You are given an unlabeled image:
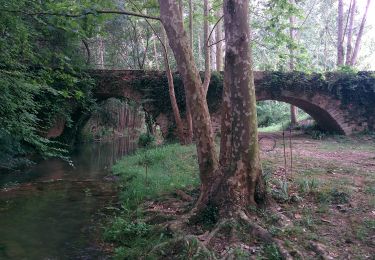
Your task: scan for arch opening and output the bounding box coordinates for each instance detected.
[256,99,345,135]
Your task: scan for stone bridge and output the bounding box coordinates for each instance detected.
[91,70,375,136]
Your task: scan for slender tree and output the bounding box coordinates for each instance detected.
[337,0,344,66]
[159,0,219,196]
[289,0,298,125]
[203,0,211,96]
[215,9,224,71]
[350,0,372,65]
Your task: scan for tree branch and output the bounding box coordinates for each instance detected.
[0,9,160,20]
[206,15,224,47]
[208,38,225,48]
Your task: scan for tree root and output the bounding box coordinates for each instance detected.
[237,210,294,260]
[149,235,216,259]
[202,219,231,246]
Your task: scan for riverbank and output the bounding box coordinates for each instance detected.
[106,133,375,259]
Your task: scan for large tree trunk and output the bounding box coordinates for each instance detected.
[214,0,264,212]
[337,0,344,66]
[350,0,371,65]
[159,0,219,190]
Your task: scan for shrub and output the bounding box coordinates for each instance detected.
[138,133,155,147]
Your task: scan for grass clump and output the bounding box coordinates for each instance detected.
[106,143,200,258]
[137,133,155,147]
[112,143,199,210]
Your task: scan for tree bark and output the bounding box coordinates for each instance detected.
[215,0,264,212]
[350,0,371,65]
[159,0,219,188]
[189,0,193,48]
[337,0,344,66]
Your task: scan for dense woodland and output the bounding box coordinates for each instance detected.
[0,0,375,258]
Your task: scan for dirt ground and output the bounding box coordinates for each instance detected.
[258,132,375,259]
[144,132,375,259]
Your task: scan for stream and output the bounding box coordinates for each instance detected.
[0,136,137,259]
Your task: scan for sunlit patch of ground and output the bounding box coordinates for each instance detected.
[259,132,375,259]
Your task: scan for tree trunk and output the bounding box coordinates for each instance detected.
[153,36,159,70]
[214,0,265,213]
[98,36,105,69]
[159,0,264,216]
[345,0,356,65]
[289,0,298,125]
[215,9,224,71]
[337,0,344,66]
[185,0,194,144]
[82,39,91,66]
[189,0,193,48]
[159,0,219,188]
[350,0,371,66]
[161,27,186,144]
[203,0,211,96]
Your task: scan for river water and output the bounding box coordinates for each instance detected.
[0,137,137,259]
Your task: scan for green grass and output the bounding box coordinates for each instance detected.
[106,143,200,259]
[112,143,199,210]
[259,113,311,133]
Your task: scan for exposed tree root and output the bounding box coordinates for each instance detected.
[237,210,293,260]
[147,207,297,259]
[202,219,231,246]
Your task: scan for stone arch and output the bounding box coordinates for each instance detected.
[256,91,351,134]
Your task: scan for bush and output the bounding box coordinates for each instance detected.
[138,133,155,147]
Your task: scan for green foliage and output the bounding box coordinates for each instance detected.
[138,133,155,147]
[105,215,167,259]
[330,189,350,204]
[127,71,223,116]
[106,143,200,258]
[297,178,320,195]
[0,0,109,169]
[271,179,290,202]
[263,243,282,260]
[257,101,291,127]
[104,217,150,243]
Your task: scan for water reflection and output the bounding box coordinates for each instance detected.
[0,136,137,259]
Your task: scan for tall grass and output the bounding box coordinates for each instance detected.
[112,143,199,210]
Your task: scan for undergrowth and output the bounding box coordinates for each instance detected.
[106,144,200,259]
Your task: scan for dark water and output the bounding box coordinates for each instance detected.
[0,137,137,259]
